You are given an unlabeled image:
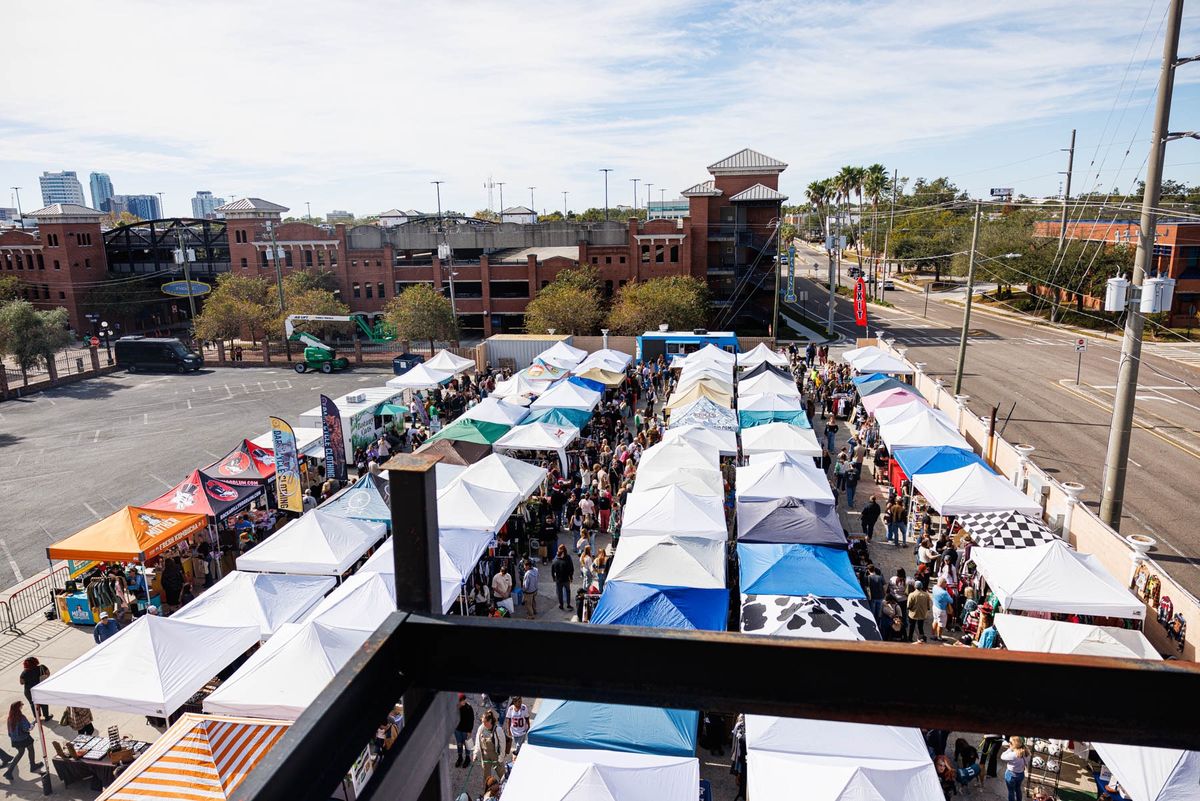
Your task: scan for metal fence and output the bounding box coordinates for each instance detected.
[1,565,69,635]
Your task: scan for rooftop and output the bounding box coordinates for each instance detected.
[28,203,103,218]
[729,183,789,202]
[491,245,579,263]
[707,148,788,175]
[501,206,536,215]
[681,180,722,197]
[214,197,289,214]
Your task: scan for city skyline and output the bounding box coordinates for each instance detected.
[3,1,1199,219]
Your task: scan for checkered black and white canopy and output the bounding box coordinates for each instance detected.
[958,510,1057,549]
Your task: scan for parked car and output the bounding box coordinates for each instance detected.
[848,266,863,278]
[114,336,203,373]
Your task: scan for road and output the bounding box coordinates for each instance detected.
[789,241,1200,595]
[0,366,395,588]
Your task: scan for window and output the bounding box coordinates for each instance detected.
[592,257,599,265]
[25,254,33,269]
[365,283,373,298]
[261,251,269,267]
[541,280,549,289]
[395,281,404,295]
[53,259,60,270]
[605,280,613,297]
[46,234,59,246]
[351,260,357,268]
[241,257,248,269]
[353,282,361,298]
[670,245,679,262]
[619,256,626,264]
[605,256,612,265]
[284,250,293,268]
[377,260,383,267]
[235,230,246,244]
[641,244,650,263]
[317,250,325,266]
[305,250,313,267]
[619,279,627,288]
[378,282,385,298]
[36,254,44,269]
[58,291,65,299]
[655,245,664,263]
[85,258,91,269]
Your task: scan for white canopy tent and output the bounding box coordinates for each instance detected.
[425,349,476,374]
[537,340,589,369]
[872,398,932,426]
[358,529,493,612]
[737,371,799,398]
[1092,744,1200,801]
[492,422,580,474]
[878,407,971,450]
[460,396,530,426]
[490,373,542,405]
[575,348,632,372]
[746,715,942,801]
[638,437,721,472]
[252,512,381,567]
[661,424,738,456]
[385,363,455,391]
[456,452,548,499]
[605,534,726,589]
[620,486,728,540]
[688,343,737,367]
[675,372,735,396]
[678,363,734,385]
[172,571,335,640]
[529,380,602,411]
[633,454,723,497]
[842,346,915,375]
[971,541,1145,619]
[437,478,523,531]
[738,392,805,412]
[34,616,260,717]
[740,423,822,457]
[737,342,789,369]
[993,613,1159,659]
[236,510,386,577]
[303,571,396,632]
[501,745,700,801]
[203,622,369,720]
[911,463,1043,516]
[736,451,835,503]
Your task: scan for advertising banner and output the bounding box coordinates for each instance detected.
[320,395,348,482]
[854,277,868,327]
[270,416,304,513]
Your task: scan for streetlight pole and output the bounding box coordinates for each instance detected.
[1058,129,1077,252]
[306,201,312,222]
[1100,0,1189,529]
[497,182,505,218]
[630,179,640,214]
[100,321,113,365]
[562,191,569,217]
[10,187,22,228]
[645,183,653,217]
[599,169,612,220]
[953,202,982,395]
[528,187,536,218]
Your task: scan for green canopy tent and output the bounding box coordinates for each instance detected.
[425,417,510,445]
[522,407,592,430]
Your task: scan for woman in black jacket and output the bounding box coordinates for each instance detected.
[550,545,574,610]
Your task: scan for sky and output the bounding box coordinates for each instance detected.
[2,0,1198,218]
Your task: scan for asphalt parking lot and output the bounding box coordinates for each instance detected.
[0,365,397,588]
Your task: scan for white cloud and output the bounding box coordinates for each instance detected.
[1,0,1193,215]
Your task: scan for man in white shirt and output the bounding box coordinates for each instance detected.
[491,565,513,614]
[505,697,531,753]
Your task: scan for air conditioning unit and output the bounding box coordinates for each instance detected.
[346,392,367,404]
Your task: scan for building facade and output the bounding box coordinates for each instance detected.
[110,194,162,220]
[39,171,86,206]
[191,191,225,219]
[648,198,689,220]
[1034,218,1200,326]
[89,172,114,212]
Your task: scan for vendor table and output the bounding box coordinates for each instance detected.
[52,735,149,790]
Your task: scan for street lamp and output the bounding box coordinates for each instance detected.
[599,169,612,220]
[562,191,569,217]
[630,179,640,213]
[645,183,654,217]
[528,187,536,217]
[100,321,113,365]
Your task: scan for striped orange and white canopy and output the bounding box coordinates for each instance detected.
[99,714,290,801]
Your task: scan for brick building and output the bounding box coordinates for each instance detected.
[1034,218,1200,325]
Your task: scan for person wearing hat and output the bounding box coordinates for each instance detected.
[93,611,121,644]
[453,694,474,768]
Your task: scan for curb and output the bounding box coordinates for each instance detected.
[1053,379,1200,459]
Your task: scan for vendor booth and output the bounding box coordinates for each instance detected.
[490,372,543,405]
[992,613,1159,659]
[456,453,548,499]
[736,498,845,548]
[638,438,720,473]
[143,469,265,523]
[910,462,1042,515]
[424,416,510,445]
[492,422,579,474]
[384,362,454,391]
[736,543,864,598]
[664,382,732,411]
[460,396,530,426]
[738,393,809,430]
[860,386,925,415]
[675,372,734,397]
[736,452,835,503]
[34,615,260,718]
[575,347,632,373]
[424,348,476,374]
[605,534,726,589]
[661,423,738,456]
[299,388,405,458]
[841,345,914,375]
[737,342,789,369]
[303,571,396,632]
[878,407,970,451]
[620,486,728,540]
[740,422,822,457]
[745,716,940,801]
[740,594,879,640]
[413,438,492,466]
[47,506,210,623]
[956,509,1058,549]
[171,571,334,640]
[522,406,592,430]
[96,714,291,801]
[203,621,369,720]
[235,510,386,578]
[537,340,588,369]
[633,456,723,497]
[501,745,699,801]
[852,373,912,396]
[437,480,520,532]
[357,530,493,613]
[528,700,698,758]
[970,540,1145,619]
[1091,743,1200,801]
[575,367,626,388]
[590,582,728,631]
[667,397,739,431]
[203,440,276,486]
[737,371,799,398]
[529,380,602,412]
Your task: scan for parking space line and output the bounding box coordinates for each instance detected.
[146,472,174,489]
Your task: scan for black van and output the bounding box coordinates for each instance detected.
[114,337,204,373]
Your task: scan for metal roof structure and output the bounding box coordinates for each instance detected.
[729,183,789,202]
[681,180,722,197]
[501,206,536,215]
[707,149,788,175]
[214,198,289,214]
[28,203,103,218]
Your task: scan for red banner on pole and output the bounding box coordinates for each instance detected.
[854,277,868,327]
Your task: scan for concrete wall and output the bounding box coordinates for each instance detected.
[887,340,1197,660]
[350,220,631,252]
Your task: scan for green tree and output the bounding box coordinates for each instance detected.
[192,273,274,346]
[0,275,20,302]
[524,267,604,335]
[283,268,340,296]
[383,283,458,353]
[863,164,891,290]
[606,276,708,334]
[0,300,72,386]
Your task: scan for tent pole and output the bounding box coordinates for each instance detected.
[140,556,151,612]
[35,713,51,793]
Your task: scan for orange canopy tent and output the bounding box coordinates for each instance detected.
[47,506,209,563]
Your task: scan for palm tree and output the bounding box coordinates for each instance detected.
[863,164,890,297]
[805,180,831,247]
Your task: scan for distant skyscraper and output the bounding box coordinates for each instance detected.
[111,194,160,220]
[191,190,225,219]
[89,172,114,211]
[38,171,86,206]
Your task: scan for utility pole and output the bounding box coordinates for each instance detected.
[528,187,535,217]
[562,190,569,217]
[599,169,612,220]
[826,214,836,337]
[266,220,290,359]
[953,202,982,395]
[630,178,640,214]
[173,224,198,319]
[306,201,312,221]
[1058,128,1077,252]
[1100,0,1190,529]
[432,181,457,321]
[10,187,22,228]
[497,183,505,218]
[879,169,898,301]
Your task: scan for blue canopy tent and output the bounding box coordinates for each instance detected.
[590,582,728,631]
[567,375,607,394]
[527,699,699,757]
[320,473,391,524]
[854,375,912,397]
[521,406,592,430]
[738,409,811,429]
[891,445,991,477]
[737,543,865,598]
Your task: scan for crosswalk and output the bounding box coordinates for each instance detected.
[1143,342,1200,367]
[894,335,1070,346]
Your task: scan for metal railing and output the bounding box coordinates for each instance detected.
[1,565,68,634]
